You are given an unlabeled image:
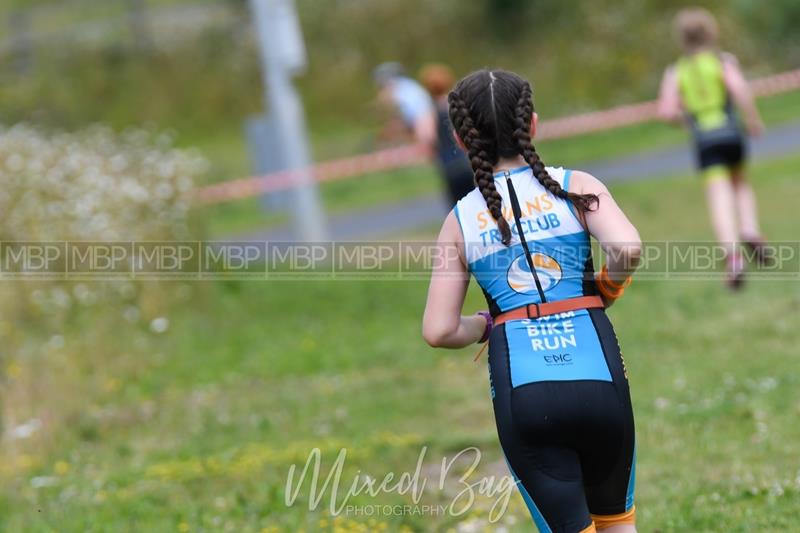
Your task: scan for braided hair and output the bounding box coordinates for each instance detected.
[448,90,511,244]
[448,70,598,245]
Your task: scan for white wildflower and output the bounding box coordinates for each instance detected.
[149,317,170,334]
[30,476,58,489]
[7,418,43,440]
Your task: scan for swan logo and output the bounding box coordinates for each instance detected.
[507,252,562,294]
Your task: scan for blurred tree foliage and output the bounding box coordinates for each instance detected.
[733,0,800,59]
[0,23,263,140]
[0,0,797,147]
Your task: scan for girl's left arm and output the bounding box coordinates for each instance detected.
[722,54,764,137]
[422,211,488,348]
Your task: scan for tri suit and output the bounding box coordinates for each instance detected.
[675,51,747,172]
[454,166,636,532]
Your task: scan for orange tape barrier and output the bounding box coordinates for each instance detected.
[196,143,429,204]
[196,68,800,205]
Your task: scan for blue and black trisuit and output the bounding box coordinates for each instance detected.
[454,166,636,532]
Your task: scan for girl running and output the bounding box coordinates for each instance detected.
[658,7,769,288]
[423,69,642,532]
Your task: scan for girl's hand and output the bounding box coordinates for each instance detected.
[476,311,493,343]
[594,272,616,308]
[594,265,632,309]
[747,119,764,138]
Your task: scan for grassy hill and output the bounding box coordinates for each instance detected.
[3,153,799,531]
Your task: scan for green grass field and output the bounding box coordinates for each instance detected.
[201,90,800,238]
[3,153,799,531]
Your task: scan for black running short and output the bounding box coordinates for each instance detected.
[487,308,636,532]
[696,138,746,171]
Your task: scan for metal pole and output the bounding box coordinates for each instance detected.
[126,0,150,50]
[250,0,326,241]
[9,10,33,75]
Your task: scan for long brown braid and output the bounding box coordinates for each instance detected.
[513,81,598,212]
[448,89,512,244]
[448,70,598,246]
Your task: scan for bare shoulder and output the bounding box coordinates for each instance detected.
[567,170,610,196]
[439,209,461,239]
[661,63,678,81]
[438,209,467,264]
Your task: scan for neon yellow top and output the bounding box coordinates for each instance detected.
[676,51,729,131]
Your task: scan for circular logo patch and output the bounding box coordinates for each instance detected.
[507,252,562,294]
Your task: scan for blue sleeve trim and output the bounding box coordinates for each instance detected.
[563,169,573,191]
[452,203,466,243]
[562,169,587,233]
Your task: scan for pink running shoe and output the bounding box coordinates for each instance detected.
[743,238,775,267]
[725,252,745,290]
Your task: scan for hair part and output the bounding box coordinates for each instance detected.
[674,7,719,52]
[448,69,598,246]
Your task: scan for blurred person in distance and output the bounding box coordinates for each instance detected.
[419,63,476,205]
[372,62,436,149]
[657,7,770,290]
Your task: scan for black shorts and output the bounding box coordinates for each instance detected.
[696,138,746,171]
[487,308,635,532]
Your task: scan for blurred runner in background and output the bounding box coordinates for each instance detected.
[657,7,770,289]
[373,62,436,147]
[420,63,476,204]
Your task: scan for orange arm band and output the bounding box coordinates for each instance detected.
[596,265,632,301]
